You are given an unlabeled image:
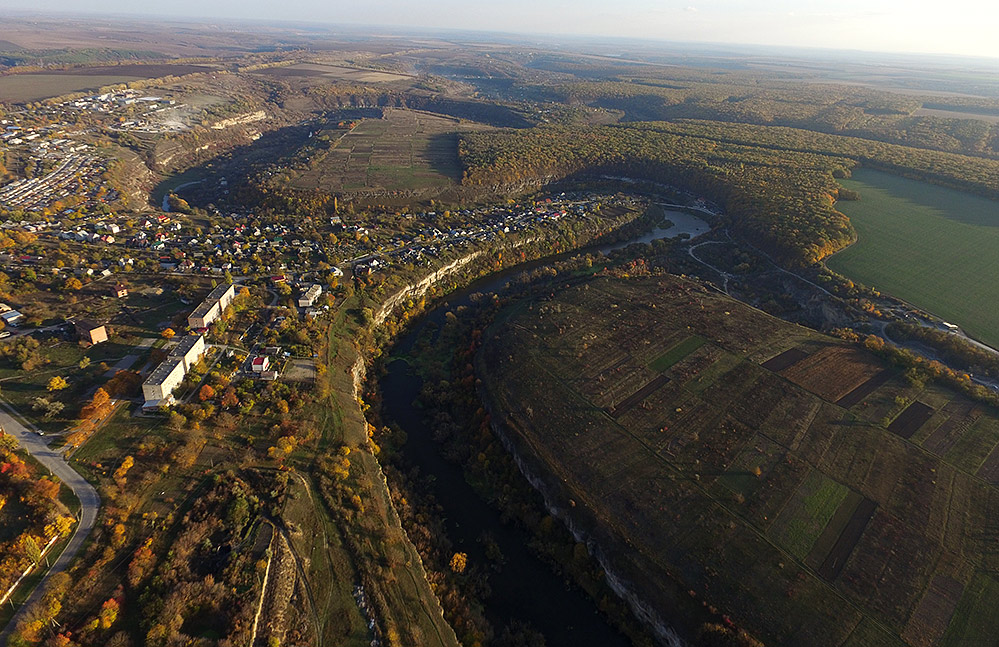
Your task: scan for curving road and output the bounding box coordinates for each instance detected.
[0,401,100,640]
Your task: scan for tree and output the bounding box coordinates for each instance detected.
[98,598,119,629]
[161,328,175,340]
[220,387,239,409]
[450,552,468,574]
[63,277,83,292]
[113,455,133,483]
[47,376,69,391]
[198,384,216,401]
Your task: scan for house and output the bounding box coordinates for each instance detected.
[251,356,270,373]
[298,284,322,308]
[113,284,128,299]
[75,320,108,345]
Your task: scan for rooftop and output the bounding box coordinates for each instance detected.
[144,356,185,386]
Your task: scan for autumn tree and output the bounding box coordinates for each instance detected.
[198,384,216,401]
[161,327,175,339]
[47,375,69,391]
[450,552,468,574]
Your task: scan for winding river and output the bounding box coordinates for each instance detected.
[378,210,706,645]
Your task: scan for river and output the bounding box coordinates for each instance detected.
[378,210,707,645]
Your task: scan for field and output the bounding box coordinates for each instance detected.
[286,108,492,194]
[478,273,999,646]
[913,107,999,123]
[827,168,999,347]
[255,63,412,83]
[0,64,213,102]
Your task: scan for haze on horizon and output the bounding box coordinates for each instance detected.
[8,0,999,61]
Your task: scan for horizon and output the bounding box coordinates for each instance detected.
[4,2,999,63]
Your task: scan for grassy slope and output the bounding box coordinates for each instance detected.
[827,168,999,347]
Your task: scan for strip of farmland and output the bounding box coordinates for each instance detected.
[817,498,878,581]
[888,402,936,439]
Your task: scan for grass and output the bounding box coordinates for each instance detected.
[649,335,707,372]
[770,470,850,559]
[940,572,999,647]
[828,168,999,347]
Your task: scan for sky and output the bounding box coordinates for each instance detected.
[12,0,999,60]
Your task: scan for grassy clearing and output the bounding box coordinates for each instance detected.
[829,168,999,347]
[649,335,707,372]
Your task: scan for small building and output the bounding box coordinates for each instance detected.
[142,356,186,405]
[113,284,128,298]
[298,284,322,308]
[168,334,205,372]
[76,320,108,345]
[0,310,23,327]
[260,370,277,381]
[251,356,270,373]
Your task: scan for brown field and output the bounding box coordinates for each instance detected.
[285,108,492,195]
[478,273,999,646]
[780,345,884,403]
[760,346,808,371]
[887,402,936,439]
[0,73,142,102]
[255,62,412,83]
[914,107,999,123]
[0,64,214,102]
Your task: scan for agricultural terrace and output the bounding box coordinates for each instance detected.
[828,168,999,347]
[283,108,493,194]
[0,64,214,103]
[478,273,999,647]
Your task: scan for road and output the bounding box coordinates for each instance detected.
[0,402,100,640]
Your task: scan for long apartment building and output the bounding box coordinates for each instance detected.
[187,283,236,329]
[142,333,206,407]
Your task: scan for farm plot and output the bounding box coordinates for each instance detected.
[479,273,999,646]
[760,346,809,371]
[255,62,412,83]
[287,109,492,195]
[769,470,850,559]
[940,572,999,647]
[779,345,885,403]
[0,64,213,102]
[888,402,936,439]
[649,335,707,372]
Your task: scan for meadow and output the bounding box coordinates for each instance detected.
[828,168,999,347]
[478,273,999,647]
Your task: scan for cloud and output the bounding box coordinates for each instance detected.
[684,5,698,11]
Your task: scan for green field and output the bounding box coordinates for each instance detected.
[828,168,999,347]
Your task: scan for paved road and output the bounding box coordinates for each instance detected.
[0,402,100,640]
